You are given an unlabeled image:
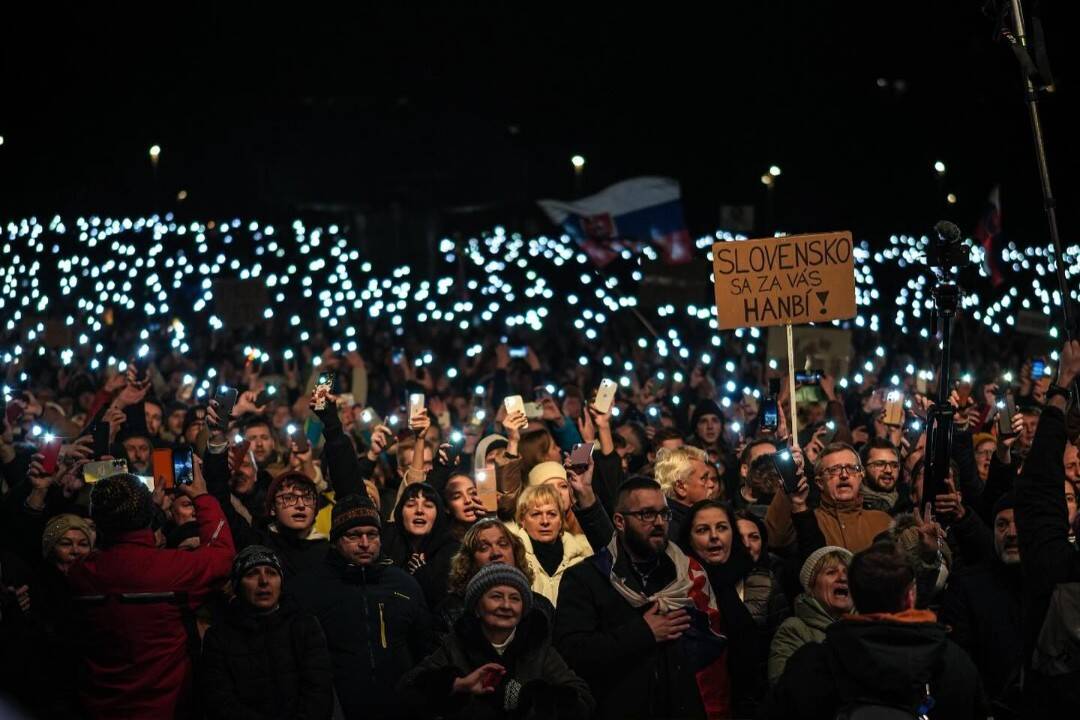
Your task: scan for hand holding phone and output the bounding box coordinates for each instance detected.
[40,436,63,475]
[152,448,175,492]
[771,448,800,496]
[287,423,311,453]
[503,395,525,417]
[568,442,595,473]
[883,391,905,427]
[593,379,617,414]
[314,372,336,411]
[173,446,195,486]
[212,387,238,429]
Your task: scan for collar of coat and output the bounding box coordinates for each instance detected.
[844,608,938,625]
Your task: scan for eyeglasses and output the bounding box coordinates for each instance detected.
[620,508,672,523]
[275,491,316,508]
[820,463,862,479]
[865,461,900,471]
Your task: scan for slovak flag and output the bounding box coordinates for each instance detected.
[538,177,695,266]
[974,185,1003,287]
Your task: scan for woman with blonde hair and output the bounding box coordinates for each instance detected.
[511,484,593,606]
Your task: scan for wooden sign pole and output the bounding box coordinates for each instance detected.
[786,323,799,448]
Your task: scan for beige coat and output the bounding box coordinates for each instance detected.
[510,525,593,606]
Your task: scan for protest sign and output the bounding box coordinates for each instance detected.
[711,231,856,330]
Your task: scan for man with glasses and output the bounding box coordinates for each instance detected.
[770,442,892,555]
[860,439,905,514]
[555,477,735,719]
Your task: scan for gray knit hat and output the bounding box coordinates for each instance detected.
[231,545,284,586]
[464,563,533,616]
[799,545,853,592]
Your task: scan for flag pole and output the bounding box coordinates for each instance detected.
[786,323,799,448]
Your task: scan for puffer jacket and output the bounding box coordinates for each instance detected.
[199,594,333,720]
[511,526,593,607]
[768,593,839,685]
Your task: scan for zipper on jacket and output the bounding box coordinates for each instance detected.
[378,602,388,649]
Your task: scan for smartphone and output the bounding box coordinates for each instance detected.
[523,401,543,420]
[819,419,838,445]
[83,459,128,483]
[152,447,175,492]
[391,348,404,365]
[1031,359,1046,380]
[213,386,238,429]
[771,448,800,495]
[594,379,617,414]
[996,392,1018,437]
[358,407,380,428]
[314,372,336,411]
[408,393,425,420]
[645,404,663,426]
[795,369,824,385]
[254,385,277,406]
[304,415,325,448]
[173,446,194,486]
[568,442,595,473]
[534,385,553,401]
[509,346,528,359]
[287,423,311,453]
[954,374,973,404]
[476,463,498,512]
[40,436,63,474]
[883,390,905,426]
[761,398,779,432]
[92,421,111,458]
[903,417,925,448]
[504,395,525,417]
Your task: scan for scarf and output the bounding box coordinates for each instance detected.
[599,536,732,719]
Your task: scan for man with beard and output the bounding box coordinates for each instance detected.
[859,439,905,514]
[734,439,779,516]
[119,428,154,476]
[554,477,730,719]
[942,493,1024,716]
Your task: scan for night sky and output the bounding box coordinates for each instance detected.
[0,3,1074,252]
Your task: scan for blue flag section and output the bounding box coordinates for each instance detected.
[539,177,694,266]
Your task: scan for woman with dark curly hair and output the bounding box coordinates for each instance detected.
[435,517,554,634]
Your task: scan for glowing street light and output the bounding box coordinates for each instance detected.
[571,155,586,171]
[149,144,161,167]
[768,165,782,177]
[934,160,946,174]
[0,135,5,147]
[946,193,958,204]
[760,174,774,187]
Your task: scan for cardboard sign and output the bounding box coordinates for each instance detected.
[711,231,856,329]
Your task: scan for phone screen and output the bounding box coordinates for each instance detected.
[173,447,194,486]
[762,399,779,431]
[476,463,498,512]
[41,437,63,475]
[569,442,595,472]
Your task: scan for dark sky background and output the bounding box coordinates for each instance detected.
[0,2,1074,252]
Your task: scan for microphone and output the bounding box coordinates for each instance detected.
[934,220,961,245]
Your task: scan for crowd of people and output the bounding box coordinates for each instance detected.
[2,304,1080,719]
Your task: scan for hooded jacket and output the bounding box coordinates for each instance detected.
[762,609,986,719]
[399,607,594,719]
[767,594,838,685]
[289,548,434,720]
[66,494,235,719]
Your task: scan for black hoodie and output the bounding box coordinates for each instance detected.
[762,611,987,719]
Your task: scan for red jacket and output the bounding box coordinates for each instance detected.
[67,493,235,719]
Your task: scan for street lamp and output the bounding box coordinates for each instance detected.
[769,165,781,177]
[149,144,161,167]
[934,160,946,174]
[571,154,586,193]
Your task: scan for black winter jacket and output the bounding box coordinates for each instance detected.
[289,549,434,719]
[199,595,334,720]
[553,554,710,720]
[762,613,987,719]
[399,609,594,719]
